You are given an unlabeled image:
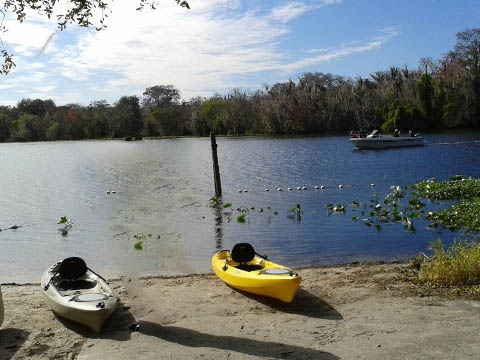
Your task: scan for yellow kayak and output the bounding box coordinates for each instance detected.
[212,243,302,303]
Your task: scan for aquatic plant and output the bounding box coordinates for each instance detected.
[411,177,480,200]
[288,204,303,221]
[408,198,426,210]
[427,199,480,231]
[133,233,147,250]
[209,197,219,206]
[57,216,73,236]
[418,239,480,285]
[237,213,246,223]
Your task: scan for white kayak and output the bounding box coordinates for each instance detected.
[41,257,117,333]
[0,285,4,327]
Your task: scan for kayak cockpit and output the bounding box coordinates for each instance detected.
[222,243,267,272]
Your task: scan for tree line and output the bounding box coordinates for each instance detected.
[0,28,479,142]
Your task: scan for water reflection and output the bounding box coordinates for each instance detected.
[1,133,480,282]
[214,202,224,250]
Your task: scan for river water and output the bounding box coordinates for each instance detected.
[1,131,479,283]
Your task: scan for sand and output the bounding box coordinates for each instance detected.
[1,263,480,360]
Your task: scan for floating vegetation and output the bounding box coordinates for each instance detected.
[209,196,219,206]
[133,233,148,250]
[427,199,480,232]
[408,198,426,210]
[57,216,73,236]
[237,214,246,223]
[288,204,303,221]
[403,217,416,233]
[411,177,480,200]
[418,239,480,285]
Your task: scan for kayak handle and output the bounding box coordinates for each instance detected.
[96,301,105,309]
[255,252,268,260]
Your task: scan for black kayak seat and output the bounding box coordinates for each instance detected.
[59,257,88,279]
[231,243,264,271]
[231,243,256,263]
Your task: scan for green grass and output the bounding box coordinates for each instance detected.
[418,239,480,286]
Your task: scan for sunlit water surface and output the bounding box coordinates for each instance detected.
[1,131,480,283]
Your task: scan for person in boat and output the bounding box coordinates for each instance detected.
[350,130,357,138]
[394,129,399,137]
[409,130,414,137]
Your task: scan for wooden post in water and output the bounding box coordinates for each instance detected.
[210,132,222,197]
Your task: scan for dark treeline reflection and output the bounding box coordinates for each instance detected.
[1,28,480,143]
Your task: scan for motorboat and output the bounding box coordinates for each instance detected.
[212,243,302,303]
[350,130,424,149]
[41,257,117,333]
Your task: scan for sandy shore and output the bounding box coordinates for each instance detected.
[1,263,480,360]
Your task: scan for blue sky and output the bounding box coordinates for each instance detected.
[0,0,478,106]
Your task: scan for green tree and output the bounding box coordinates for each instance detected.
[150,107,182,136]
[111,96,142,137]
[46,122,63,140]
[416,74,435,127]
[0,113,9,141]
[452,28,480,125]
[142,85,181,111]
[17,99,55,118]
[9,114,43,141]
[199,98,228,134]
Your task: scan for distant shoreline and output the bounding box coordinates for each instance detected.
[1,127,479,145]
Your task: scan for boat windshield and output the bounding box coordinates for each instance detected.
[367,130,380,138]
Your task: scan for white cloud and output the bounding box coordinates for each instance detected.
[49,1,291,99]
[276,27,400,73]
[28,62,47,70]
[305,47,332,54]
[2,19,57,53]
[0,0,398,104]
[269,2,308,23]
